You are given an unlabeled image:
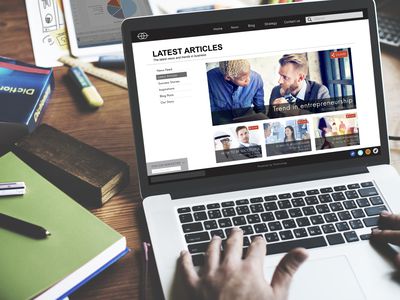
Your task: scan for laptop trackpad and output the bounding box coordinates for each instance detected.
[266,255,366,300]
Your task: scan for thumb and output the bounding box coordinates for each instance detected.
[271,248,308,298]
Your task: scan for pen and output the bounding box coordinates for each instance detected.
[96,56,125,69]
[0,181,26,197]
[68,66,104,108]
[0,212,51,239]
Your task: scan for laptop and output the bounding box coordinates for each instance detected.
[122,0,400,299]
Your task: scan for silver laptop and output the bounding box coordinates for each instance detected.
[122,0,400,299]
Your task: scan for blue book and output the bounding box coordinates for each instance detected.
[0,57,54,145]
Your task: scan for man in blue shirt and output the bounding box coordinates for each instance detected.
[207,60,266,125]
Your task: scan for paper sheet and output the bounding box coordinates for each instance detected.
[25,0,69,67]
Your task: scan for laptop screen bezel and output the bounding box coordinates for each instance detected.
[122,0,389,199]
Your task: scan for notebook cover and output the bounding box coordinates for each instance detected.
[0,152,125,300]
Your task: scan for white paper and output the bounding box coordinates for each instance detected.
[25,0,70,67]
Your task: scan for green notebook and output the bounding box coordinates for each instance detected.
[0,152,127,300]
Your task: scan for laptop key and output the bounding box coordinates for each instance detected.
[268,221,283,231]
[265,232,279,242]
[322,224,336,234]
[358,187,378,197]
[179,213,193,223]
[240,225,254,235]
[343,200,357,209]
[324,213,338,223]
[275,210,290,220]
[363,216,379,227]
[320,187,334,193]
[210,229,225,239]
[243,236,251,247]
[194,212,207,221]
[318,194,333,203]
[345,190,359,199]
[289,208,303,218]
[178,207,191,213]
[254,223,269,233]
[282,219,296,229]
[296,217,311,227]
[365,205,387,216]
[278,200,292,209]
[207,203,220,209]
[344,231,359,242]
[204,220,218,230]
[310,215,324,225]
[338,211,352,220]
[221,201,235,207]
[278,193,291,199]
[246,214,261,224]
[347,183,360,189]
[293,191,306,197]
[185,232,210,243]
[330,202,344,212]
[261,212,275,222]
[326,233,345,245]
[266,236,327,255]
[292,198,306,207]
[305,196,318,205]
[265,195,278,201]
[236,199,249,205]
[192,205,206,211]
[182,222,203,233]
[250,197,263,203]
[236,206,250,215]
[232,216,247,226]
[332,192,346,201]
[306,189,320,195]
[349,219,364,229]
[335,222,350,231]
[250,204,264,213]
[188,242,209,254]
[357,198,370,207]
[308,226,322,236]
[294,228,308,238]
[208,209,222,219]
[334,185,347,191]
[351,209,365,219]
[370,196,383,206]
[264,202,278,211]
[191,254,205,266]
[279,230,294,240]
[316,204,330,214]
[361,182,374,187]
[222,208,236,217]
[360,234,371,240]
[302,206,317,216]
[218,218,232,228]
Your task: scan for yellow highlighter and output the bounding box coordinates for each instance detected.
[68,66,104,108]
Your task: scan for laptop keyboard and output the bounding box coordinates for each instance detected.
[177,181,387,266]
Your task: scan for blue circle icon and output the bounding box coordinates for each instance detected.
[350,151,356,157]
[357,150,364,156]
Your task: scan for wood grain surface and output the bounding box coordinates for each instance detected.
[0,1,399,299]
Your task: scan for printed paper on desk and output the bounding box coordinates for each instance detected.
[25,0,70,67]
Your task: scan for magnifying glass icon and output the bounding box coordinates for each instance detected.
[307,17,312,22]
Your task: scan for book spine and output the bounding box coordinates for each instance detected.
[26,71,54,132]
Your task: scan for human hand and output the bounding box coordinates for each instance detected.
[180,228,308,300]
[272,97,289,105]
[370,211,400,268]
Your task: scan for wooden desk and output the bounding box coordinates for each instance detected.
[1,1,400,299]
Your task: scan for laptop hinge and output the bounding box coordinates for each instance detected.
[169,165,369,200]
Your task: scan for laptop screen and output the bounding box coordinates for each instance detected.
[128,8,381,185]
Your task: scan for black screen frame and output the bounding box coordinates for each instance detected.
[122,0,389,199]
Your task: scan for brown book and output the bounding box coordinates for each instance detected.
[13,124,129,207]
